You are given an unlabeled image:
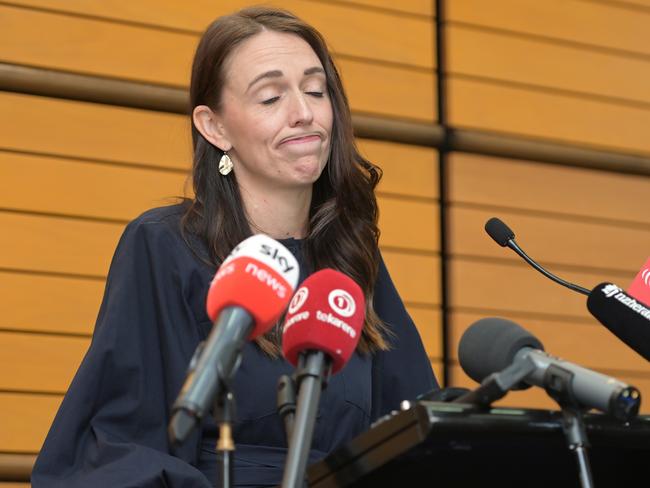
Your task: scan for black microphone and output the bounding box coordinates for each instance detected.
[458,317,641,420]
[484,217,590,296]
[485,217,650,362]
[587,283,650,361]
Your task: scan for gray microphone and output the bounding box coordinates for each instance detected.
[458,317,641,420]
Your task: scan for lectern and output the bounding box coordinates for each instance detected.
[307,401,650,487]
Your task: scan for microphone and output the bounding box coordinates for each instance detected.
[169,234,300,444]
[587,283,650,361]
[458,317,641,420]
[484,217,590,296]
[485,217,650,362]
[280,269,365,488]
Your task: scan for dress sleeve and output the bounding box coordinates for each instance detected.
[370,254,439,419]
[31,217,213,487]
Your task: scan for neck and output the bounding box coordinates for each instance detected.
[239,184,312,240]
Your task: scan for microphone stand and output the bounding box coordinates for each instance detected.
[281,351,331,488]
[277,374,297,442]
[213,387,236,488]
[543,364,594,488]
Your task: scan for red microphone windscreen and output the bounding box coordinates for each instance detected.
[628,257,650,306]
[206,235,300,339]
[282,269,365,374]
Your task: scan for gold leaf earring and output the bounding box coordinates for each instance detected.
[218,151,233,175]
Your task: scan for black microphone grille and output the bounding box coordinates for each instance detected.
[458,317,544,384]
[485,217,515,247]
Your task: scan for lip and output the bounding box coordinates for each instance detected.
[279,133,322,145]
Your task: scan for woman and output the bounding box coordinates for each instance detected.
[32,7,437,487]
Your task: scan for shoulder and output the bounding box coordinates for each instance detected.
[128,202,187,232]
[116,202,207,265]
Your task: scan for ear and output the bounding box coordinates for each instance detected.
[192,105,232,151]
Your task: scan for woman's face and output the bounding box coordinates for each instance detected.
[216,30,333,192]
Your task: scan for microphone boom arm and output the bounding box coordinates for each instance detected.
[507,240,590,296]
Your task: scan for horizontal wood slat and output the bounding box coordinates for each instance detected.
[447,24,650,105]
[0,4,196,86]
[4,0,435,68]
[0,211,124,277]
[448,77,650,155]
[336,0,433,16]
[448,153,650,226]
[382,251,440,306]
[379,198,438,252]
[0,332,88,394]
[360,140,438,199]
[0,92,190,169]
[449,312,650,374]
[405,307,442,360]
[339,58,436,121]
[449,259,614,318]
[0,151,187,221]
[448,206,650,274]
[447,0,650,57]
[0,271,102,335]
[0,393,61,453]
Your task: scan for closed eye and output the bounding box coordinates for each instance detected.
[306,91,324,98]
[261,96,280,105]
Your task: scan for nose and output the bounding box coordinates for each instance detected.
[288,91,314,127]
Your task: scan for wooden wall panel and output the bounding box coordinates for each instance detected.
[0,393,61,453]
[448,153,650,226]
[409,307,442,361]
[448,77,650,154]
[339,59,435,121]
[0,212,122,277]
[379,197,438,252]
[6,0,435,68]
[0,271,101,335]
[449,258,600,318]
[337,0,432,16]
[449,206,650,275]
[0,151,187,220]
[0,332,88,394]
[447,0,650,57]
[359,139,438,199]
[0,92,190,169]
[382,252,440,307]
[0,2,436,121]
[447,24,650,104]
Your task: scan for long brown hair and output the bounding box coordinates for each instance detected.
[182,6,390,354]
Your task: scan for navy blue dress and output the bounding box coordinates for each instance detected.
[32,204,437,487]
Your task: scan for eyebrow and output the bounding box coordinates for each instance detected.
[246,66,325,91]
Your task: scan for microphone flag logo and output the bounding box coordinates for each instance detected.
[602,283,622,298]
[628,257,650,306]
[328,289,356,317]
[288,287,309,314]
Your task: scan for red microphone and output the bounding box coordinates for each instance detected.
[282,269,364,373]
[170,234,300,444]
[280,269,365,488]
[627,257,650,306]
[206,234,299,338]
